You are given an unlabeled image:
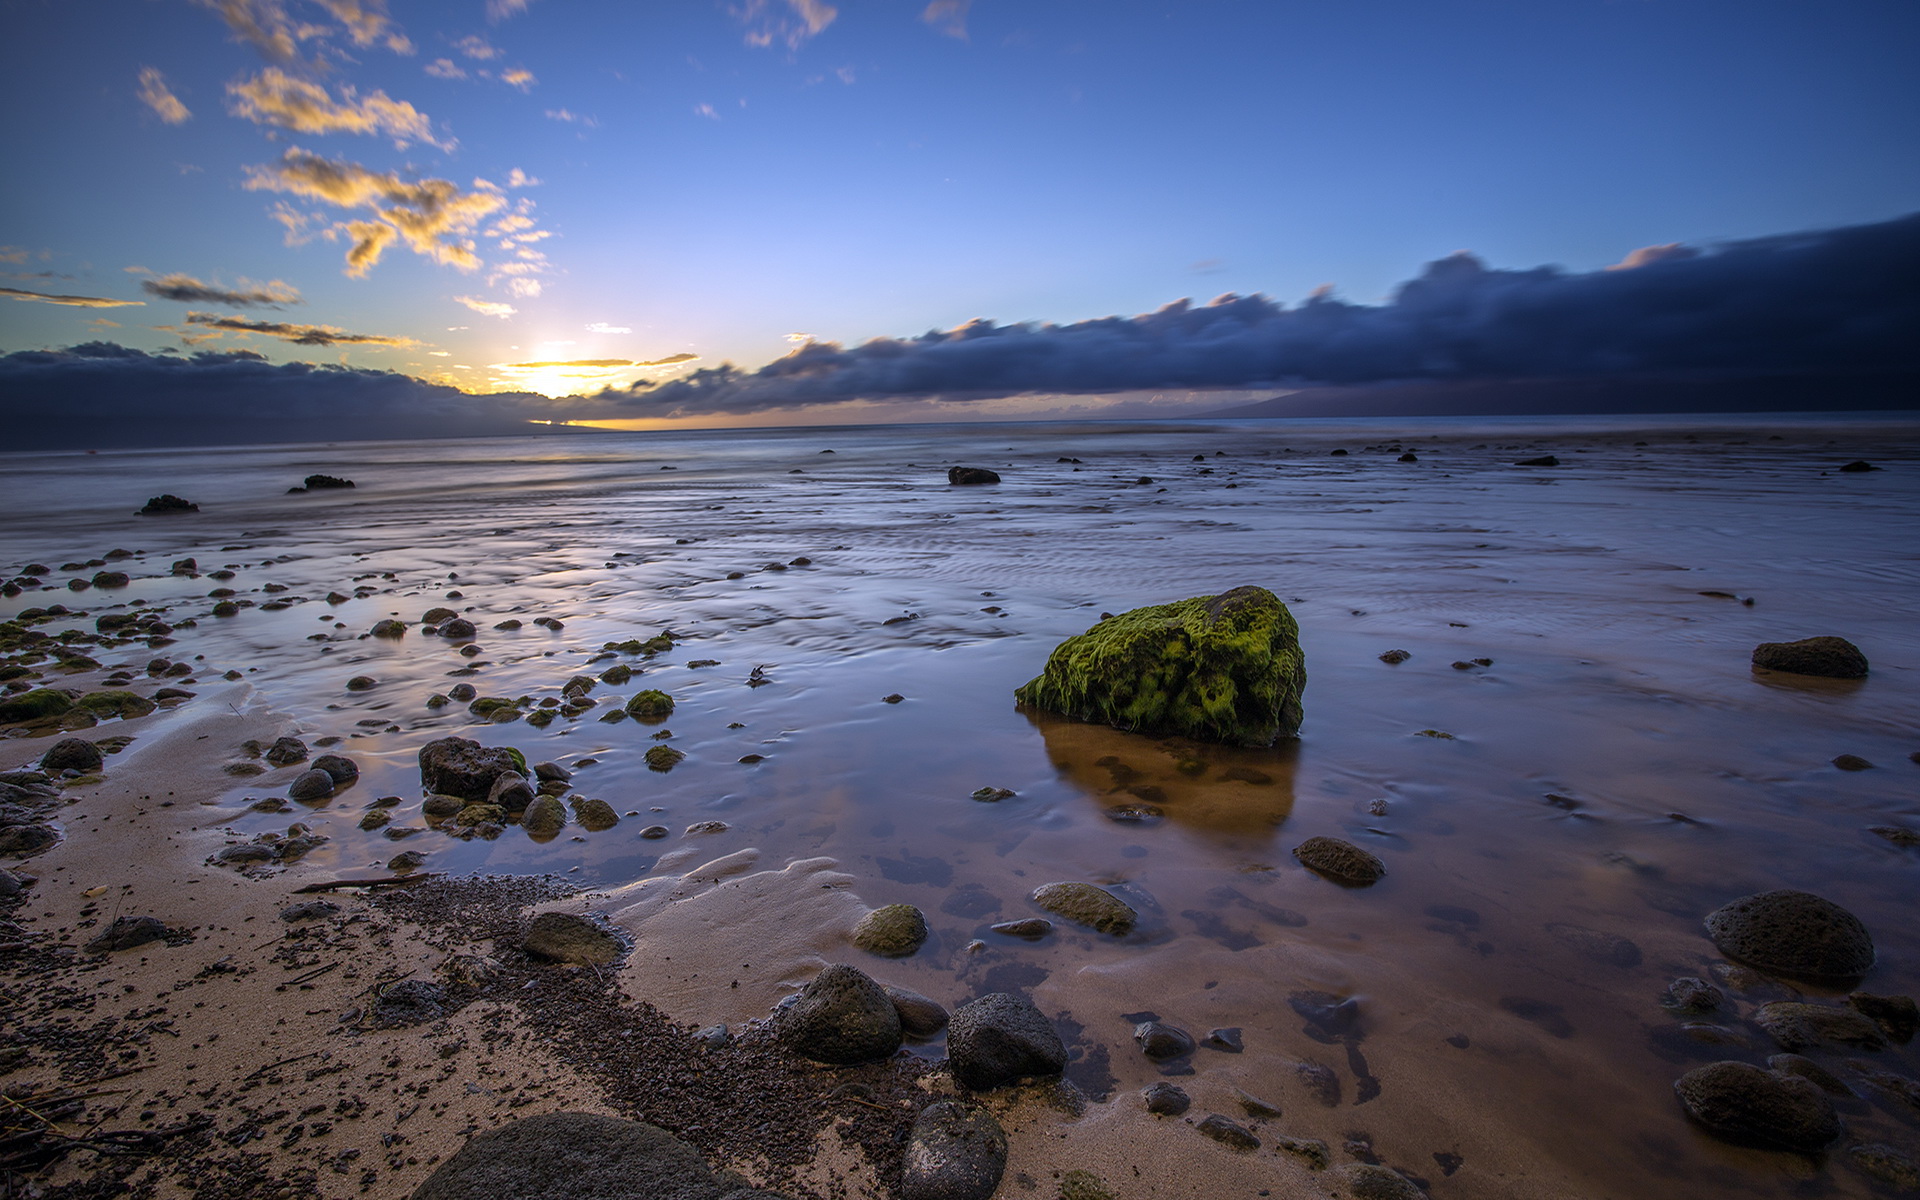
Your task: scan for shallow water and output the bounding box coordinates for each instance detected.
[3,412,1918,1198]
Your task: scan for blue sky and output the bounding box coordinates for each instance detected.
[2,0,1916,411]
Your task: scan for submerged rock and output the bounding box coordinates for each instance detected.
[1849,992,1919,1044]
[1751,636,1869,678]
[0,689,74,723]
[946,992,1066,1090]
[900,1102,1007,1200]
[1195,1114,1259,1151]
[138,494,198,514]
[419,737,521,803]
[1292,836,1386,886]
[777,964,903,1065]
[288,768,335,801]
[853,903,929,957]
[1134,1021,1195,1060]
[1673,1060,1841,1152]
[886,985,950,1037]
[1705,889,1875,981]
[1029,881,1135,935]
[1015,585,1304,747]
[1849,1143,1920,1190]
[1330,1164,1424,1199]
[411,1112,790,1200]
[521,796,567,839]
[1753,1001,1887,1052]
[947,467,1001,485]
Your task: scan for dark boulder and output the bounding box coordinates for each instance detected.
[410,1112,790,1200]
[419,737,521,803]
[138,494,198,514]
[1134,1021,1194,1060]
[776,964,903,1065]
[264,736,308,766]
[313,754,359,785]
[1143,1082,1190,1115]
[947,467,1001,485]
[900,1102,1007,1200]
[1753,1001,1887,1052]
[303,474,356,489]
[946,992,1066,1090]
[853,904,929,957]
[40,738,102,773]
[288,768,335,801]
[1849,992,1919,1044]
[1751,636,1868,678]
[522,912,622,965]
[1292,836,1386,886]
[86,915,172,953]
[1705,889,1875,981]
[1673,1061,1841,1152]
[886,985,950,1037]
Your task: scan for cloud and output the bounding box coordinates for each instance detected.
[506,168,539,188]
[137,68,192,124]
[0,247,34,266]
[229,68,446,148]
[487,0,532,21]
[1,287,145,309]
[586,321,630,334]
[694,103,719,120]
[196,0,306,65]
[921,0,969,40]
[455,35,500,60]
[0,342,620,450]
[504,354,697,369]
[312,0,411,53]
[500,67,536,91]
[737,0,837,50]
[1609,243,1701,271]
[544,108,595,126]
[183,311,417,346]
[140,273,303,308]
[195,0,412,65]
[424,58,466,79]
[456,296,516,318]
[245,148,508,275]
[505,278,542,299]
[607,211,1920,415]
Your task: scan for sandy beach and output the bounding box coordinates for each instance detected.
[3,413,1918,1199]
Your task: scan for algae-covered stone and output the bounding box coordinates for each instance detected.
[521,796,567,839]
[1030,881,1135,935]
[419,737,520,802]
[74,690,157,720]
[626,689,675,719]
[571,797,619,831]
[853,903,929,957]
[1292,836,1386,886]
[1015,585,1304,747]
[522,912,622,965]
[644,745,685,772]
[410,1111,789,1200]
[41,738,102,772]
[777,963,903,1065]
[1751,636,1868,679]
[0,689,74,723]
[1673,1060,1841,1152]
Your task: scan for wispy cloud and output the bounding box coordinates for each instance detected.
[184,311,417,346]
[140,273,303,308]
[455,34,500,60]
[736,0,837,50]
[506,168,539,188]
[229,68,446,149]
[137,67,192,124]
[499,67,536,91]
[195,0,413,66]
[1,287,145,309]
[486,0,532,22]
[424,57,466,79]
[544,107,597,126]
[312,0,412,53]
[456,295,516,318]
[693,103,719,120]
[586,321,630,334]
[245,148,508,275]
[0,247,34,266]
[921,0,970,40]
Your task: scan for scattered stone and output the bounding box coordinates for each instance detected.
[1848,992,1919,1043]
[422,795,466,818]
[1133,1021,1194,1060]
[1513,455,1559,467]
[693,1024,731,1049]
[1833,754,1874,771]
[0,824,55,856]
[1029,881,1135,935]
[1234,1088,1282,1118]
[1661,976,1724,1014]
[389,850,428,870]
[1754,1001,1888,1052]
[639,825,670,839]
[288,768,335,801]
[370,978,447,1026]
[988,918,1052,940]
[439,618,477,639]
[644,745,685,771]
[1142,1082,1189,1115]
[1378,649,1411,664]
[1838,460,1878,473]
[852,903,929,957]
[522,912,622,965]
[280,900,339,921]
[626,689,675,719]
[85,915,173,953]
[1205,1027,1243,1053]
[776,963,903,1065]
[138,494,198,515]
[1766,1054,1853,1096]
[900,1101,1007,1200]
[947,467,1001,485]
[970,786,1015,802]
[884,693,905,704]
[532,761,571,783]
[40,738,102,772]
[487,771,536,811]
[303,474,355,489]
[1751,636,1869,678]
[1015,585,1305,747]
[1275,1137,1330,1170]
[1195,1114,1259,1151]
[1297,1060,1342,1107]
[521,796,567,838]
[419,737,520,802]
[1848,1144,1920,1190]
[313,753,359,785]
[411,1111,785,1200]
[1705,889,1875,981]
[371,619,406,638]
[571,797,619,831]
[1673,1060,1841,1152]
[885,984,950,1037]
[1055,1169,1115,1200]
[1292,836,1386,886]
[0,689,74,723]
[358,808,391,831]
[1330,1163,1424,1199]
[946,992,1066,1090]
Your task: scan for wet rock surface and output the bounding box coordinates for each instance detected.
[85,915,173,953]
[1673,1060,1842,1151]
[776,963,903,1065]
[1029,881,1135,935]
[899,1101,1007,1200]
[946,992,1067,1090]
[419,737,522,802]
[410,1111,791,1200]
[1751,635,1869,678]
[40,737,102,772]
[946,467,1001,485]
[852,903,929,957]
[1195,1114,1259,1150]
[1142,1081,1190,1115]
[1331,1163,1426,1199]
[1705,889,1876,981]
[1292,836,1386,886]
[521,912,622,965]
[1753,1001,1888,1052]
[884,984,949,1037]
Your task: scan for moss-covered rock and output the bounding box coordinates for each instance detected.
[644,745,685,772]
[0,688,74,723]
[521,796,567,839]
[852,904,929,957]
[1030,881,1135,935]
[74,690,157,720]
[626,689,675,719]
[1015,585,1304,747]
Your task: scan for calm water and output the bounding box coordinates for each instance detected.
[3,412,1917,1198]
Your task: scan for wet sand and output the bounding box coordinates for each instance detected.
[3,413,1918,1198]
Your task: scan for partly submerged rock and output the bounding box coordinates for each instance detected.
[1753,1001,1887,1052]
[1751,636,1869,678]
[900,1102,1007,1200]
[777,964,903,1065]
[522,912,622,965]
[853,903,929,957]
[1292,836,1386,886]
[419,737,521,803]
[1029,881,1135,935]
[520,795,567,839]
[947,467,1001,485]
[138,494,198,515]
[886,984,950,1037]
[1849,992,1919,1044]
[946,992,1066,1090]
[40,738,102,772]
[411,1112,791,1200]
[1705,889,1875,982]
[1015,585,1304,747]
[1329,1163,1425,1199]
[1673,1060,1841,1152]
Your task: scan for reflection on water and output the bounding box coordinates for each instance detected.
[3,412,1918,1198]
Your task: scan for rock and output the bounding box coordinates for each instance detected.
[885,985,949,1037]
[533,761,571,783]
[371,979,447,1026]
[1292,836,1386,886]
[422,607,459,624]
[1705,889,1875,981]
[1015,585,1304,747]
[1833,753,1873,770]
[389,850,428,871]
[571,797,619,831]
[1206,1027,1243,1052]
[487,771,536,812]
[1751,636,1869,678]
[74,690,155,719]
[211,842,276,865]
[358,808,391,831]
[1275,1137,1330,1170]
[989,918,1052,940]
[776,964,902,1065]
[1297,1060,1342,1107]
[1513,455,1559,467]
[312,754,358,785]
[1546,922,1641,966]
[1673,1060,1841,1152]
[969,786,1015,802]
[1661,976,1724,1014]
[409,1111,790,1200]
[345,675,377,691]
[419,737,521,802]
[1133,1021,1195,1060]
[522,912,622,965]
[900,1101,1007,1200]
[1838,460,1878,473]
[947,467,1001,485]
[626,689,675,719]
[0,689,74,723]
[439,618,477,639]
[521,796,566,838]
[422,794,466,818]
[946,992,1066,1090]
[303,474,355,489]
[639,824,669,839]
[853,904,929,957]
[1849,1143,1920,1189]
[1195,1114,1259,1150]
[694,1024,731,1049]
[1849,992,1919,1043]
[1029,881,1135,935]
[288,768,335,801]
[138,494,198,514]
[1754,1001,1887,1052]
[1330,1164,1424,1199]
[280,900,339,921]
[40,738,102,772]
[371,619,406,638]
[0,824,54,857]
[1766,1054,1853,1096]
[86,915,172,953]
[1234,1088,1282,1118]
[1143,1082,1190,1115]
[643,745,685,771]
[1378,649,1411,664]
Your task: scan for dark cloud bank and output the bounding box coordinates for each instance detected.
[2,212,1914,450]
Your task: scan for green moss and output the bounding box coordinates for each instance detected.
[1059,1170,1117,1200]
[468,697,521,720]
[643,745,685,771]
[524,708,556,728]
[505,746,528,775]
[604,633,675,656]
[1014,585,1304,747]
[852,903,929,957]
[626,690,675,719]
[212,601,240,617]
[0,688,74,723]
[75,691,157,719]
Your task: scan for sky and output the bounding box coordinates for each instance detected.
[1,0,1916,433]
